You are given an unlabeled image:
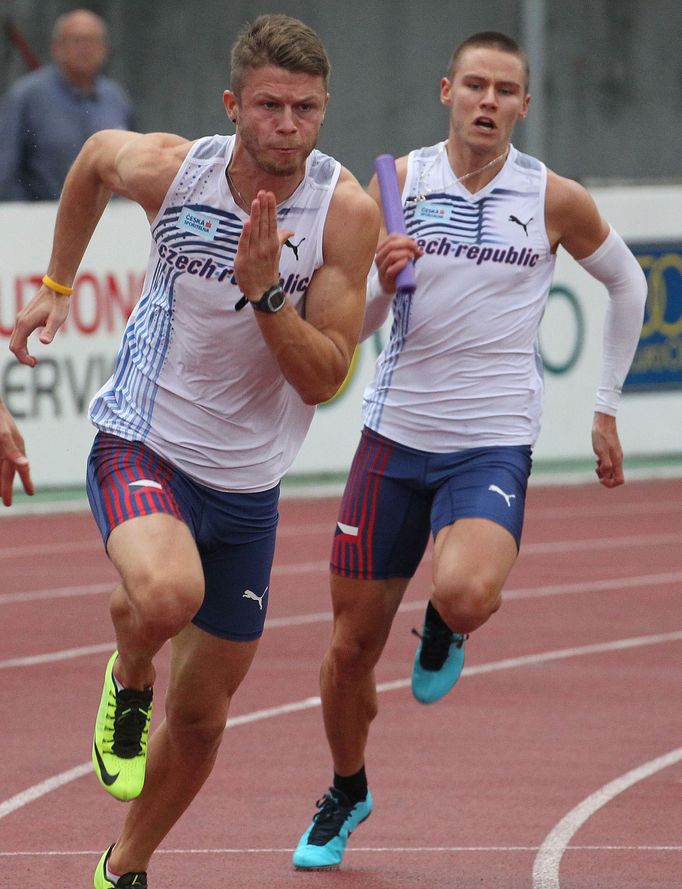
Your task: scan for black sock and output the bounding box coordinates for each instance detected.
[333,765,368,804]
[426,599,448,629]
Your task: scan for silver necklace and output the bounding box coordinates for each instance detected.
[225,163,302,210]
[406,144,509,206]
[226,163,249,210]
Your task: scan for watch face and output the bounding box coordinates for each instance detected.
[253,285,286,313]
[268,289,285,310]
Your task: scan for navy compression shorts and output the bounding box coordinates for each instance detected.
[331,427,531,580]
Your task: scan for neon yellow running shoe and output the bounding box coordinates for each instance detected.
[92,651,153,801]
[94,845,148,888]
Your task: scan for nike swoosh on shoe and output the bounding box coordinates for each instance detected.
[93,742,120,786]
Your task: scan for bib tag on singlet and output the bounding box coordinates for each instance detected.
[414,201,451,222]
[178,207,221,241]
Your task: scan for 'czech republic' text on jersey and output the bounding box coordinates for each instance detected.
[363,142,557,452]
[89,135,341,491]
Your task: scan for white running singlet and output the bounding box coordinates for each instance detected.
[89,135,341,491]
[363,142,557,452]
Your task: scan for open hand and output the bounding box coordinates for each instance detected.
[233,191,294,301]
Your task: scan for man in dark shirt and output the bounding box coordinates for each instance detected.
[0,9,135,201]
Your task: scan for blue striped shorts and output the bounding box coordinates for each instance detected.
[86,432,279,641]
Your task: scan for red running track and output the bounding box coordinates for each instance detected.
[1,478,681,889]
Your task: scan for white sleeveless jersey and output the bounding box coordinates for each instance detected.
[363,142,556,452]
[89,135,341,491]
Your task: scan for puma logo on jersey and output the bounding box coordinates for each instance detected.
[488,484,516,507]
[509,214,532,236]
[242,587,268,609]
[284,237,306,260]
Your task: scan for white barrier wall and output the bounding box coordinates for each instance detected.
[0,201,148,487]
[532,186,682,463]
[1,187,680,488]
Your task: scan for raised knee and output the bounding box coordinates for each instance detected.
[115,568,204,640]
[433,576,501,633]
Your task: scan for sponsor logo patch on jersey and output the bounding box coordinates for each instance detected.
[414,202,450,222]
[178,207,221,240]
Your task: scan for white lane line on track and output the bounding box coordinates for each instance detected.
[532,747,682,889]
[504,571,682,600]
[0,643,115,670]
[3,844,682,858]
[1,631,681,821]
[522,531,682,554]
[2,489,681,536]
[3,573,682,668]
[0,562,330,605]
[0,519,345,558]
[4,547,682,607]
[527,499,682,520]
[2,518,682,562]
[0,582,114,605]
[0,540,102,558]
[0,764,93,822]
[0,534,327,558]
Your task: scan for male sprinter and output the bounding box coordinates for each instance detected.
[10,14,378,888]
[293,31,647,870]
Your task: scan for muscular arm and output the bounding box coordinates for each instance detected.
[545,171,611,258]
[546,172,648,487]
[236,171,380,405]
[9,130,190,365]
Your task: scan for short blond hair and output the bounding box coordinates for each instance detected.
[230,14,330,96]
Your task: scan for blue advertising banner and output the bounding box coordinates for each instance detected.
[624,242,682,392]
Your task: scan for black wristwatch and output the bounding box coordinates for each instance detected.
[252,284,286,314]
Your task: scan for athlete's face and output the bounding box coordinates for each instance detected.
[224,66,328,177]
[441,47,530,155]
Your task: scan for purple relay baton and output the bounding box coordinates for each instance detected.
[374,154,416,294]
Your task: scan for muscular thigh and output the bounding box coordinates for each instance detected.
[433,517,519,597]
[107,513,203,596]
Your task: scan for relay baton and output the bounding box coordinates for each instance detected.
[374,154,416,294]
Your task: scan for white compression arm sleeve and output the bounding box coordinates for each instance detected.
[360,263,395,342]
[577,227,648,415]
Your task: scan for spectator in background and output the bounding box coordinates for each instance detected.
[0,8,135,201]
